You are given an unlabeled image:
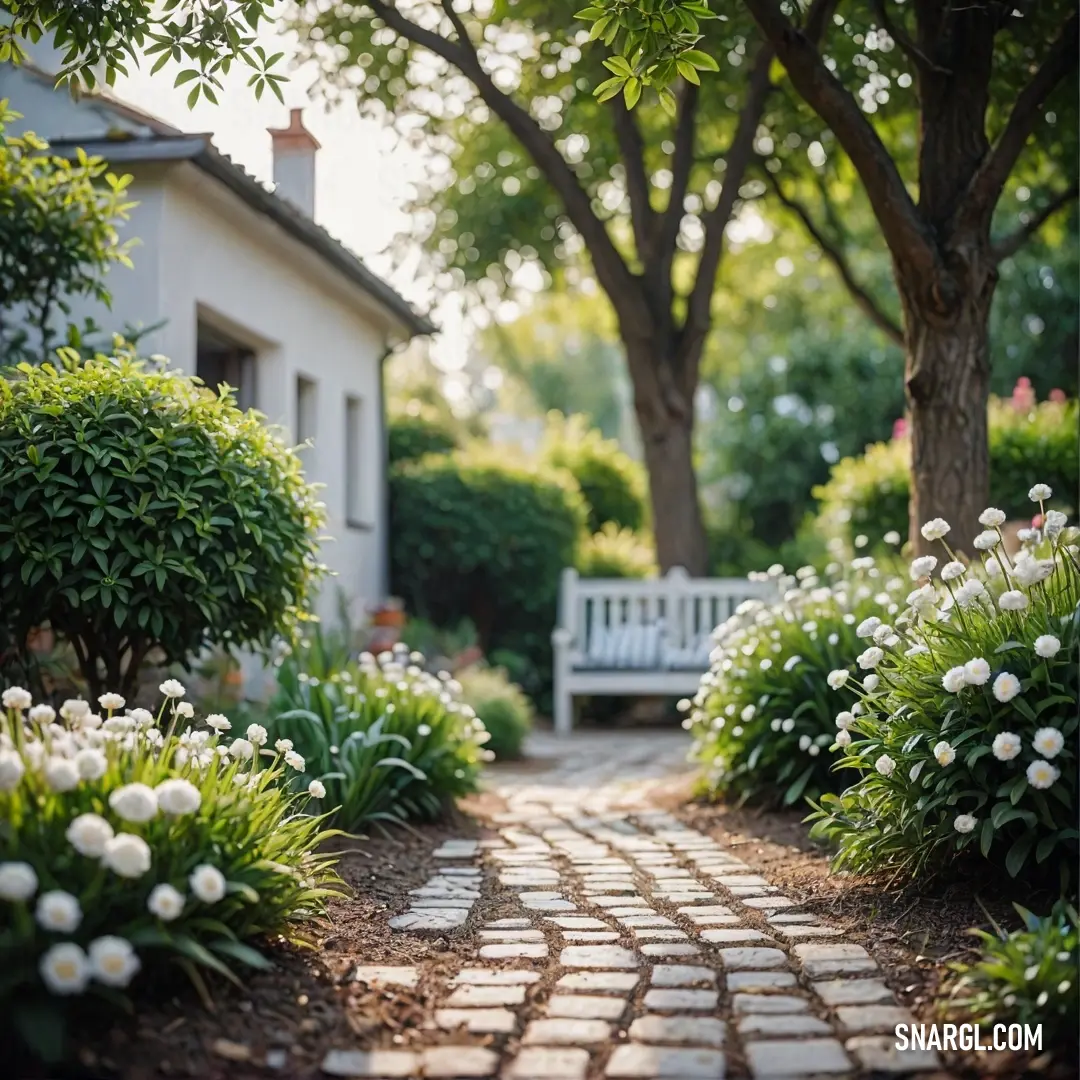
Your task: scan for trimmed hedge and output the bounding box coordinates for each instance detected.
[387,410,460,466]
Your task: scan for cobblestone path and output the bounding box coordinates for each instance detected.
[321,732,944,1079]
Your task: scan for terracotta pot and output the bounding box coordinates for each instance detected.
[27,627,55,653]
[372,610,407,629]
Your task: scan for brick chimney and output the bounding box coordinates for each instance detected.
[268,108,320,217]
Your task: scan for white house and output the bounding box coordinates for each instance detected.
[0,62,434,633]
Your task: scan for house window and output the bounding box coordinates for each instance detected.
[345,395,366,527]
[196,321,256,410]
[296,375,318,446]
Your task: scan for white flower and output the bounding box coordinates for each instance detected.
[875,754,896,776]
[0,861,38,901]
[29,704,57,724]
[857,647,884,670]
[978,508,1006,527]
[102,833,152,878]
[97,693,126,712]
[1026,759,1060,790]
[941,561,966,582]
[74,748,108,781]
[189,864,227,904]
[60,699,91,722]
[160,679,186,699]
[36,890,82,933]
[155,778,202,816]
[808,744,820,757]
[781,718,795,733]
[740,704,756,721]
[798,735,812,751]
[905,643,930,657]
[246,723,268,747]
[66,813,114,857]
[108,783,158,823]
[871,624,894,646]
[284,750,306,771]
[1032,728,1064,759]
[1034,635,1061,658]
[955,580,986,607]
[88,936,141,988]
[1044,509,1067,535]
[40,943,91,995]
[43,757,80,793]
[941,667,967,693]
[206,714,231,732]
[782,655,802,672]
[835,711,854,730]
[986,559,1003,577]
[128,708,154,728]
[308,779,327,799]
[175,701,195,719]
[2,687,33,710]
[953,814,977,834]
[863,674,880,692]
[920,518,950,541]
[963,658,991,686]
[827,669,849,689]
[856,617,881,639]
[835,729,851,748]
[275,738,293,753]
[910,556,937,580]
[933,741,956,766]
[1028,484,1052,502]
[973,531,1000,551]
[883,530,901,545]
[148,883,185,921]
[992,732,1022,761]
[0,749,26,791]
[228,738,254,760]
[1013,556,1053,587]
[992,673,1021,703]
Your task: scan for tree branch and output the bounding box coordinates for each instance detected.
[609,98,656,264]
[767,172,905,344]
[679,43,774,375]
[870,0,950,76]
[991,182,1079,263]
[743,0,941,282]
[961,12,1079,226]
[369,1,646,332]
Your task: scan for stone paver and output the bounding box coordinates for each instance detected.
[732,993,809,1014]
[557,971,639,992]
[388,909,468,931]
[560,944,638,968]
[422,1046,498,1077]
[479,942,548,960]
[507,1047,590,1079]
[352,965,418,988]
[812,977,894,1006]
[547,994,628,1020]
[522,1017,612,1044]
[836,1003,915,1033]
[845,1035,941,1072]
[435,1007,517,1033]
[444,983,526,1007]
[795,942,878,978]
[640,942,701,957]
[726,971,798,991]
[717,947,789,970]
[320,1049,417,1077]
[699,927,770,944]
[642,988,719,1012]
[606,1044,725,1078]
[737,1012,833,1037]
[744,1038,851,1077]
[452,968,541,986]
[627,1014,726,1048]
[650,964,717,987]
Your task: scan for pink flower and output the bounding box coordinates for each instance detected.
[892,418,909,441]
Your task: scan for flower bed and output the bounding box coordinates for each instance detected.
[270,642,489,828]
[0,684,339,1059]
[685,556,908,806]
[809,487,1078,881]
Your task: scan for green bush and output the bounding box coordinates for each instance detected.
[269,642,488,828]
[0,351,325,700]
[685,555,908,807]
[541,413,647,533]
[950,900,1078,1054]
[577,523,657,579]
[387,410,460,466]
[389,447,586,685]
[456,664,533,760]
[814,394,1079,550]
[0,683,339,1061]
[809,495,1079,881]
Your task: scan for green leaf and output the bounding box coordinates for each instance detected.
[1005,832,1035,877]
[682,49,719,72]
[623,77,641,109]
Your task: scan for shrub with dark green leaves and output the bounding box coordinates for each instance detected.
[0,351,325,700]
[814,394,1079,549]
[387,410,459,465]
[686,556,907,807]
[269,642,487,827]
[457,664,533,759]
[577,523,657,579]
[389,447,586,674]
[541,413,647,533]
[809,495,1079,882]
[949,900,1078,1055]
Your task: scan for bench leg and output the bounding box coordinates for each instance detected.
[553,687,574,737]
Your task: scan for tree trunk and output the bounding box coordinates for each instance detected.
[627,344,709,575]
[901,279,993,558]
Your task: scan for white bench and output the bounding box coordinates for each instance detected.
[550,566,777,735]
